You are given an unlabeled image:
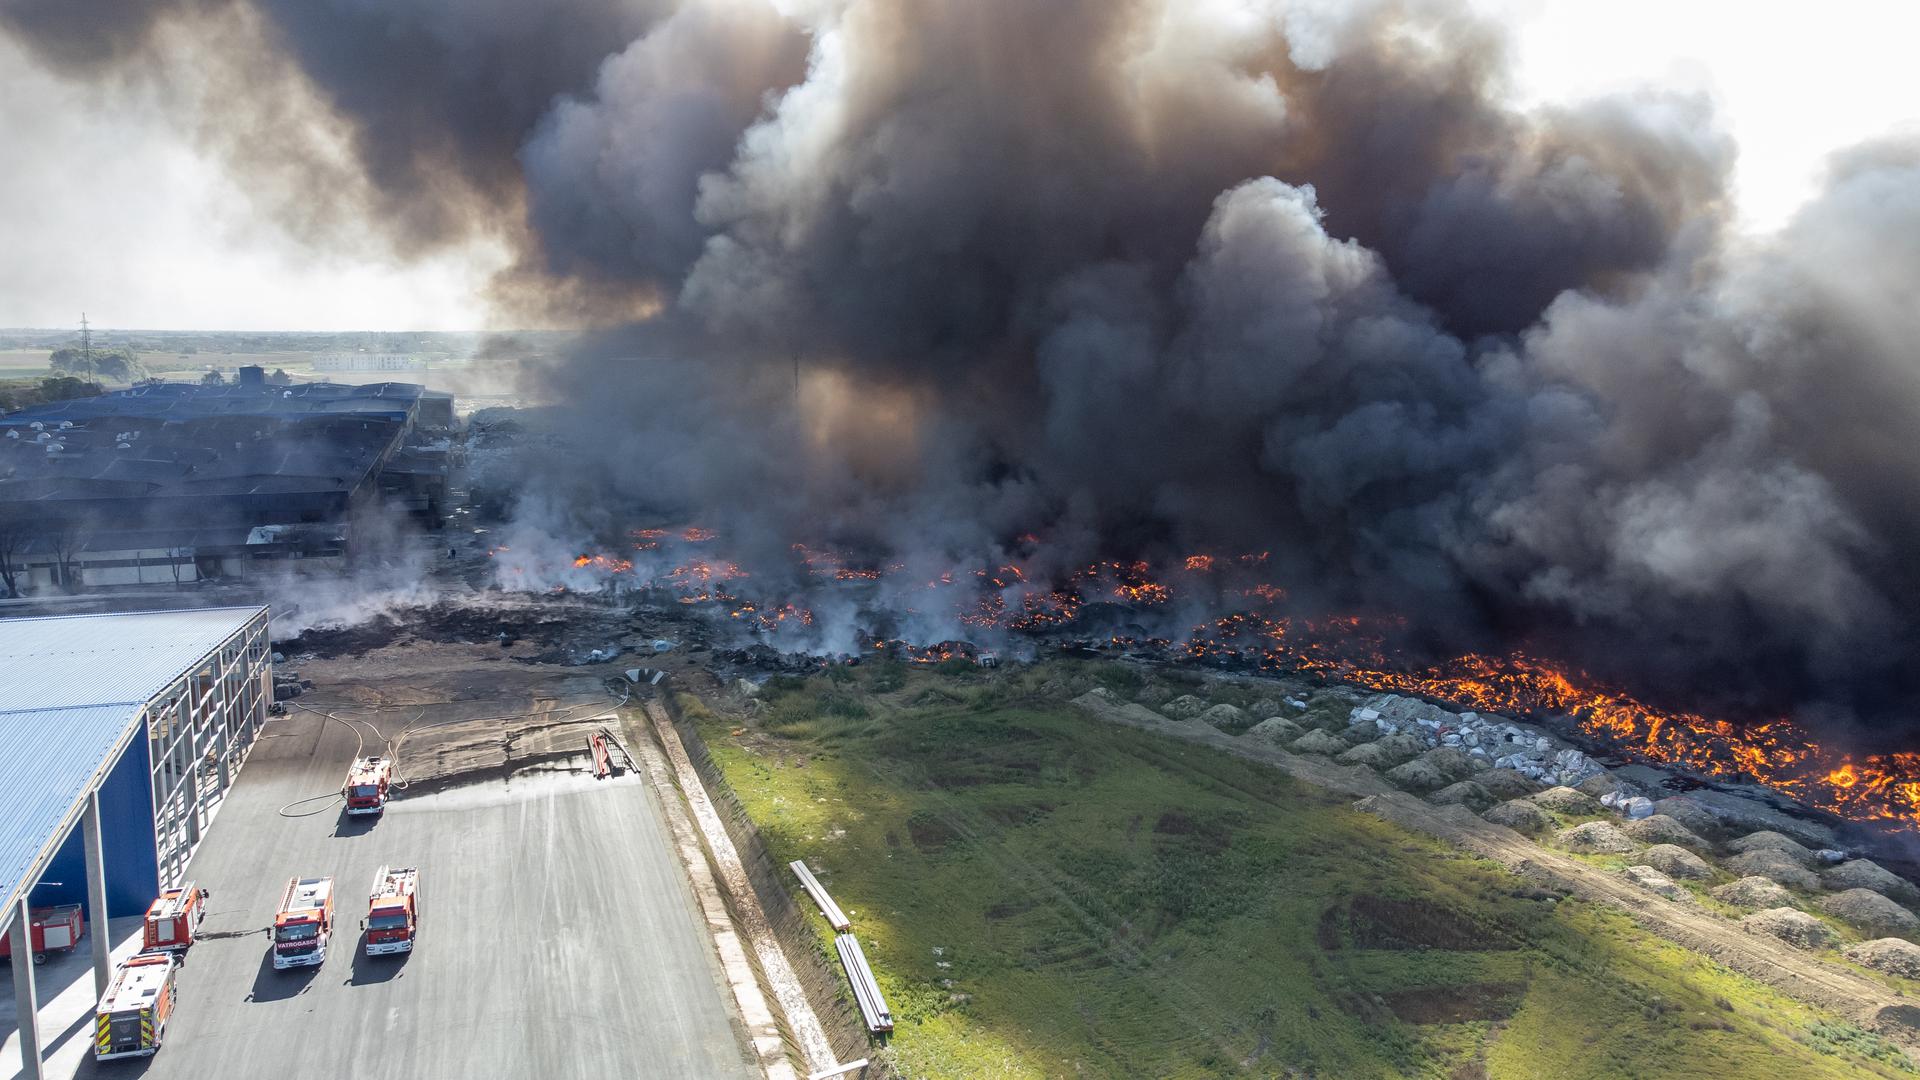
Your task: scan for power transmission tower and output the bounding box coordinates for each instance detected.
[79,312,93,369]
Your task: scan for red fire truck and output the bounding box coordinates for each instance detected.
[0,903,83,965]
[94,952,179,1060]
[271,876,334,970]
[142,883,209,952]
[363,865,419,956]
[343,756,394,815]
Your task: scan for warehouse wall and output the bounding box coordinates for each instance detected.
[32,735,161,920]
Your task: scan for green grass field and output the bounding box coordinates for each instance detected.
[687,662,1915,1079]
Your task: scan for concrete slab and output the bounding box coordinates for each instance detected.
[7,701,762,1080]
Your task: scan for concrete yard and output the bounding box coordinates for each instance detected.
[23,664,762,1080]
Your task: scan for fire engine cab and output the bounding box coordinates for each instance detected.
[364,865,419,956]
[142,883,209,952]
[94,952,179,1060]
[272,876,334,970]
[343,756,394,815]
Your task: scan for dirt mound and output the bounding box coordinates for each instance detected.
[1820,889,1919,936]
[1531,786,1603,816]
[1557,821,1638,854]
[1622,865,1693,902]
[1651,796,1726,839]
[1421,747,1484,783]
[1291,729,1350,757]
[1742,908,1838,951]
[1726,831,1815,867]
[1337,740,1404,769]
[1622,815,1711,853]
[1483,799,1552,835]
[1577,773,1645,801]
[1713,876,1797,910]
[1244,716,1303,745]
[1642,844,1712,881]
[1475,768,1540,800]
[1385,757,1449,792]
[1197,703,1251,732]
[1845,938,1920,979]
[1824,858,1917,900]
[1160,694,1209,721]
[1724,849,1819,891]
[1429,780,1497,812]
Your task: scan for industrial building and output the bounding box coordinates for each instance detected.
[1,606,271,1080]
[0,379,454,592]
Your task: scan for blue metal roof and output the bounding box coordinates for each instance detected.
[0,606,266,922]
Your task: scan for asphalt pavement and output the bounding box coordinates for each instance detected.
[58,705,761,1080]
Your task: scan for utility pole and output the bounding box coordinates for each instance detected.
[79,312,92,369]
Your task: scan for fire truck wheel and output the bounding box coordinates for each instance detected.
[31,952,47,965]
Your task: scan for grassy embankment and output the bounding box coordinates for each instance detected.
[686,661,1916,1079]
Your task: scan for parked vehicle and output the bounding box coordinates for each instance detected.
[364,865,419,956]
[0,903,83,965]
[142,883,209,952]
[272,876,334,970]
[94,952,179,1060]
[344,756,394,815]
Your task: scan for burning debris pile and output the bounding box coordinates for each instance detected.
[480,520,1920,832]
[17,4,1920,831]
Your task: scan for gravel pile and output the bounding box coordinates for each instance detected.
[1291,729,1350,756]
[1475,768,1540,800]
[1844,938,1920,979]
[1197,703,1250,731]
[1723,849,1819,891]
[1336,741,1404,769]
[1557,821,1638,854]
[1742,907,1837,950]
[1621,815,1711,853]
[1650,797,1725,839]
[1622,865,1693,902]
[1641,844,1712,881]
[1429,780,1497,812]
[1823,858,1916,900]
[1531,786,1604,816]
[1245,717,1304,745]
[1712,876,1797,910]
[1820,889,1919,936]
[1483,799,1553,835]
[1160,694,1209,721]
[1725,831,1815,867]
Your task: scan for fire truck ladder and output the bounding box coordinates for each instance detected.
[153,883,200,922]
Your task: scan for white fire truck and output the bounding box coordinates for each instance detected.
[272,876,334,970]
[343,756,394,815]
[94,952,179,1060]
[363,865,419,956]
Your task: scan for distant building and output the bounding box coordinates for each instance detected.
[313,353,427,372]
[0,380,455,592]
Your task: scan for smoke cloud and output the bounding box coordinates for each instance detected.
[9,0,1918,738]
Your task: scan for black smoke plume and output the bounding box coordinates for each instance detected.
[9,0,1918,741]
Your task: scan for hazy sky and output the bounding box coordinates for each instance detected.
[0,0,1913,333]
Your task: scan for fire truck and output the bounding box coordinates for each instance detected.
[343,755,394,815]
[363,865,419,956]
[0,904,83,965]
[94,952,179,1060]
[142,883,209,952]
[272,876,334,970]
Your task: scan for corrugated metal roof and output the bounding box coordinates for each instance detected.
[0,606,265,924]
[0,607,265,711]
